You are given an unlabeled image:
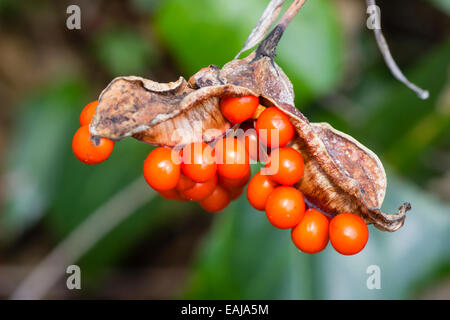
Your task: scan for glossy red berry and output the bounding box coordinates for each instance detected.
[218,168,250,190]
[256,107,295,148]
[143,147,181,191]
[229,186,244,201]
[265,186,305,229]
[220,96,259,124]
[291,208,329,254]
[181,142,216,182]
[80,100,99,126]
[329,213,369,255]
[181,174,217,201]
[175,173,196,192]
[215,137,250,180]
[199,185,230,213]
[158,189,185,201]
[239,126,266,162]
[265,147,304,185]
[72,125,114,165]
[246,172,277,211]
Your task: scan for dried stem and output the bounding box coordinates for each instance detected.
[256,0,307,58]
[278,0,307,30]
[235,0,286,59]
[366,0,429,99]
[10,178,153,300]
[255,0,428,100]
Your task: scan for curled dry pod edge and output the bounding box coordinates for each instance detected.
[90,48,410,233]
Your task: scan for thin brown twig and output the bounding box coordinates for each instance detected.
[257,0,428,100]
[10,178,154,300]
[366,0,429,99]
[256,0,308,58]
[235,0,286,59]
[278,0,307,30]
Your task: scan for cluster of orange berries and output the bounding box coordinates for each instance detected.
[72,101,115,165]
[72,96,369,255]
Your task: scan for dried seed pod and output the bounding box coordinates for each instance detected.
[206,52,410,232]
[90,9,411,232]
[292,122,411,232]
[91,75,257,147]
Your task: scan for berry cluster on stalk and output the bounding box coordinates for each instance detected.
[72,96,369,255]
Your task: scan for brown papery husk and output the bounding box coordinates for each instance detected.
[91,52,410,232]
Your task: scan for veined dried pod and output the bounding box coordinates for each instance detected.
[192,51,410,232]
[91,75,236,147]
[90,0,413,232]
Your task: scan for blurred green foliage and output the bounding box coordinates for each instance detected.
[1,79,88,243]
[430,0,450,15]
[183,169,450,299]
[359,40,450,183]
[155,0,344,103]
[0,0,448,299]
[92,28,158,77]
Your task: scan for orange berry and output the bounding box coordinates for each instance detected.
[246,172,277,211]
[181,174,217,201]
[158,189,185,201]
[255,107,294,148]
[265,147,304,185]
[215,137,250,180]
[329,213,369,255]
[229,186,244,201]
[181,142,216,182]
[199,185,230,213]
[218,168,250,190]
[143,147,181,191]
[176,173,196,192]
[72,125,114,165]
[291,209,329,254]
[220,96,259,124]
[80,100,99,126]
[265,186,305,229]
[239,127,266,162]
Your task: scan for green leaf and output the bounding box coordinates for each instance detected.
[316,171,450,299]
[183,165,315,299]
[183,172,450,299]
[46,126,193,290]
[183,199,314,299]
[276,0,344,102]
[428,0,450,15]
[154,0,249,75]
[92,28,158,77]
[47,138,150,237]
[154,0,344,104]
[0,78,88,244]
[131,0,161,14]
[77,196,191,290]
[357,38,450,180]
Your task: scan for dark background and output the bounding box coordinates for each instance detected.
[0,0,449,299]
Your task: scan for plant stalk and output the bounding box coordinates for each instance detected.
[256,0,307,58]
[366,0,429,99]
